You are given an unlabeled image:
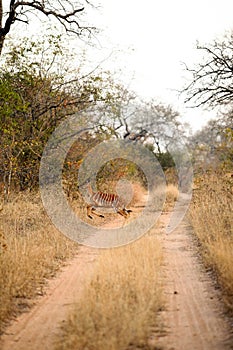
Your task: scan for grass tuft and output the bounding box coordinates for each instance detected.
[163,184,179,211]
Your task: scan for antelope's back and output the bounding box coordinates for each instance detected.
[92,191,121,208]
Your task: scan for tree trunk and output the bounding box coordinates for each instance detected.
[0,0,2,28]
[0,0,4,56]
[0,36,4,56]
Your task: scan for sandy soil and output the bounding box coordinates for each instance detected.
[154,212,233,350]
[0,246,99,350]
[0,190,232,350]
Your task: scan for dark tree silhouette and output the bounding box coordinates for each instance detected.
[182,31,233,108]
[0,0,96,55]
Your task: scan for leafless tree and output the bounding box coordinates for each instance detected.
[182,31,233,109]
[0,0,96,55]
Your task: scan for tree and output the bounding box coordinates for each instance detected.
[123,99,185,152]
[0,0,96,55]
[189,113,233,171]
[182,31,233,170]
[182,31,233,108]
[0,35,122,195]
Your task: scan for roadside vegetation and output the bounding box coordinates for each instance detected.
[0,192,77,333]
[190,170,233,313]
[184,30,233,314]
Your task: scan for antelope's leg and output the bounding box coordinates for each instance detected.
[117,209,129,218]
[87,206,104,219]
[92,208,105,218]
[87,205,93,219]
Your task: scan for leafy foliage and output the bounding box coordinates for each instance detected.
[0,35,183,198]
[0,36,116,195]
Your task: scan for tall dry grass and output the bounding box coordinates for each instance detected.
[55,233,163,350]
[164,184,179,211]
[0,192,77,333]
[190,171,233,313]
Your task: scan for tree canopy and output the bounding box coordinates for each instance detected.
[0,34,183,197]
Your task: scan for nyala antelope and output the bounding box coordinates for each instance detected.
[86,184,132,219]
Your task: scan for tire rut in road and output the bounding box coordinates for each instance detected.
[155,215,232,350]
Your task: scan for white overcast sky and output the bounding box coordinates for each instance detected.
[3,0,233,132]
[89,0,233,131]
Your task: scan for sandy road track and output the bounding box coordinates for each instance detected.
[155,213,233,350]
[1,198,232,349]
[0,246,99,350]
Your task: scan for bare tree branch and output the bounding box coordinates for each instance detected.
[0,0,97,55]
[181,31,233,109]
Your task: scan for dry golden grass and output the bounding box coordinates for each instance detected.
[55,233,163,350]
[0,192,77,333]
[190,171,233,313]
[163,184,179,211]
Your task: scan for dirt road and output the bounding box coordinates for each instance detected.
[155,212,233,350]
[0,246,99,350]
[1,207,232,349]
